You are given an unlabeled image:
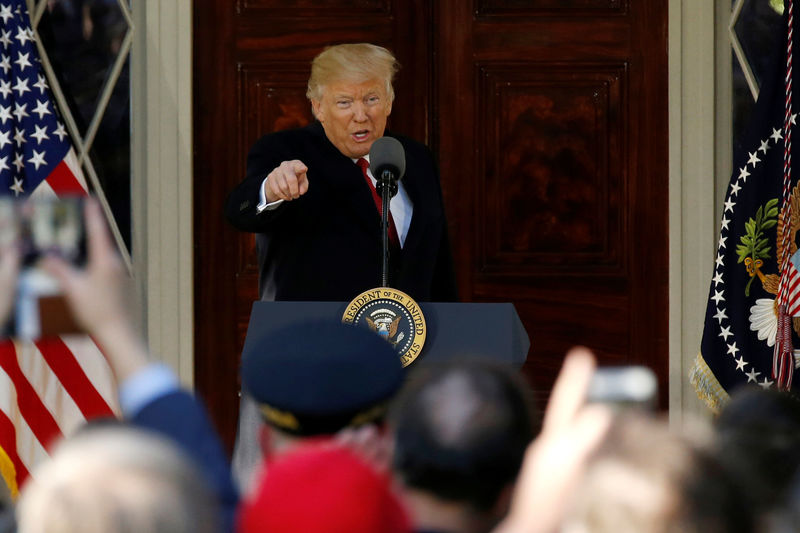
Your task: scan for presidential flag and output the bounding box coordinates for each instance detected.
[692,2,800,411]
[0,0,116,497]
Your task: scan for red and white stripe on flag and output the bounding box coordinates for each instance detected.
[0,337,118,497]
[28,148,89,200]
[785,250,800,316]
[0,0,118,497]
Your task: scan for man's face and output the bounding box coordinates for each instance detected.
[312,78,393,159]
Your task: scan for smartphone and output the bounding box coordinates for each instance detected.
[586,366,658,410]
[0,196,87,340]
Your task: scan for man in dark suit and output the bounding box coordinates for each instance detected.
[224,43,457,302]
[224,43,458,490]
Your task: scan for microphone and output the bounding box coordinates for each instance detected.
[369,137,404,286]
[369,137,405,199]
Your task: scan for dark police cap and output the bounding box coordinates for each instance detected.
[241,320,404,436]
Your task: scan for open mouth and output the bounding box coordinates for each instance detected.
[352,130,370,142]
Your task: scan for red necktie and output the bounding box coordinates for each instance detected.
[357,158,400,249]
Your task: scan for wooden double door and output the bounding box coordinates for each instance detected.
[194,0,668,450]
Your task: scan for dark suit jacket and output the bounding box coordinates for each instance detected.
[224,121,458,302]
[131,390,239,533]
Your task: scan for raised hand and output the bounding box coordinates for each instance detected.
[43,199,147,381]
[264,160,309,202]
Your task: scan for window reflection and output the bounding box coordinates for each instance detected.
[37,0,131,250]
[732,0,783,151]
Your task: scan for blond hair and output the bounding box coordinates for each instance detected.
[16,426,220,533]
[306,43,400,102]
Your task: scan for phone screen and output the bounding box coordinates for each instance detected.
[586,366,658,410]
[0,196,86,340]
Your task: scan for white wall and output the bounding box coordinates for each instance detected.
[668,0,729,422]
[131,1,193,385]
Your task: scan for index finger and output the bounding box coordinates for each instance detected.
[541,346,596,434]
[84,198,116,268]
[289,160,308,175]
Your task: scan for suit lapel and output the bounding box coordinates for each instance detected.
[308,122,383,240]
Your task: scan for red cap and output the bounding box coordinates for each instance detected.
[238,443,411,533]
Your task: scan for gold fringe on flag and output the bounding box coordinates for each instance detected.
[0,444,18,499]
[689,352,730,415]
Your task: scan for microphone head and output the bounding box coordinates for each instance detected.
[369,137,406,181]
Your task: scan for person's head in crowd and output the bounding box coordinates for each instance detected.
[387,359,538,533]
[307,43,399,158]
[241,319,404,458]
[711,385,800,531]
[15,425,220,533]
[561,409,757,533]
[558,411,729,533]
[238,442,410,533]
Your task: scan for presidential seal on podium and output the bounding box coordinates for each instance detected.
[342,287,426,367]
[341,138,426,366]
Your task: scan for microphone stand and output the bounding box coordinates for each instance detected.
[376,170,398,287]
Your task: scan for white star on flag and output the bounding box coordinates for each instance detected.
[32,99,48,119]
[11,101,26,121]
[724,198,736,213]
[32,74,46,93]
[0,5,11,24]
[11,76,28,96]
[8,175,22,195]
[30,124,47,144]
[53,122,66,141]
[27,148,44,169]
[738,166,751,181]
[746,369,761,383]
[13,51,29,70]
[14,25,30,45]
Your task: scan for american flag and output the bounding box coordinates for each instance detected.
[0,0,117,497]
